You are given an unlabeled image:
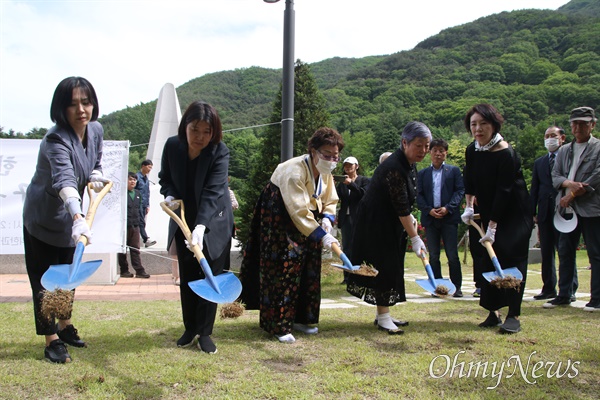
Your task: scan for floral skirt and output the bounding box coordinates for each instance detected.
[240,183,322,336]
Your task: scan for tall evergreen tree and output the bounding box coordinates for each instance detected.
[237,60,330,246]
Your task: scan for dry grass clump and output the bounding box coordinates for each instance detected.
[490,276,522,290]
[220,302,246,319]
[434,285,450,296]
[41,289,74,321]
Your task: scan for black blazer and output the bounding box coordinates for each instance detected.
[531,153,558,223]
[335,175,370,228]
[159,136,233,260]
[416,164,465,227]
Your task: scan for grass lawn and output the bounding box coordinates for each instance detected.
[1,250,598,399]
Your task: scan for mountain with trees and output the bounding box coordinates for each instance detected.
[3,0,598,191]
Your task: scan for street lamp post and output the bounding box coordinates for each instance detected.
[264,0,295,162]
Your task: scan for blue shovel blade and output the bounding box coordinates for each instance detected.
[483,267,523,283]
[331,252,360,271]
[415,279,437,294]
[41,259,103,291]
[415,278,456,295]
[188,272,242,304]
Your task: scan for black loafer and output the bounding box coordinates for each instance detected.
[57,324,86,348]
[45,339,71,363]
[373,318,409,327]
[120,271,134,278]
[533,292,557,300]
[453,290,464,298]
[478,311,502,328]
[177,330,198,347]
[135,272,151,279]
[377,324,404,335]
[198,336,217,354]
[499,317,521,334]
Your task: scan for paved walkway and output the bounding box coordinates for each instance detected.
[0,274,181,303]
[1,271,591,308]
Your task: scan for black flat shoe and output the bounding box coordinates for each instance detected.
[198,336,217,354]
[533,292,557,300]
[373,318,409,327]
[177,330,198,347]
[478,311,502,328]
[499,317,521,334]
[377,324,404,335]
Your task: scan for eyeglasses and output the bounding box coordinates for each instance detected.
[316,149,340,162]
[570,121,592,127]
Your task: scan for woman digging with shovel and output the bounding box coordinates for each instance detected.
[461,104,533,334]
[23,77,109,363]
[240,128,344,344]
[159,101,234,354]
[347,121,431,334]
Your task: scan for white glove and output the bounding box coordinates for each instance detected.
[164,196,178,210]
[461,206,474,225]
[321,233,339,250]
[321,218,333,234]
[72,218,92,244]
[410,235,427,258]
[190,224,206,251]
[479,224,496,245]
[89,170,110,193]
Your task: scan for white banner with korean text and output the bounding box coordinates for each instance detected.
[0,139,128,254]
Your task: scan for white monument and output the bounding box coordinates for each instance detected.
[143,83,182,250]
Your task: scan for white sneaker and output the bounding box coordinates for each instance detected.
[276,333,296,343]
[293,323,318,334]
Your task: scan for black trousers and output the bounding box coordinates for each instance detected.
[174,229,231,336]
[23,227,75,336]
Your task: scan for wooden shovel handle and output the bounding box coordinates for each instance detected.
[331,242,343,258]
[468,218,496,259]
[160,200,206,262]
[77,181,113,247]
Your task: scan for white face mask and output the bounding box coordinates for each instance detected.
[545,138,560,152]
[314,155,337,176]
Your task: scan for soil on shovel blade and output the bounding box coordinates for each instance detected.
[490,276,522,291]
[41,289,74,321]
[434,285,450,296]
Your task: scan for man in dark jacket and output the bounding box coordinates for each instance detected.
[530,126,566,300]
[336,156,370,283]
[118,172,150,278]
[417,139,465,297]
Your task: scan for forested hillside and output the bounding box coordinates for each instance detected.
[4,0,598,184]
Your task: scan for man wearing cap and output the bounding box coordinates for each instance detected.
[530,126,566,300]
[544,107,600,312]
[417,138,465,297]
[336,156,370,283]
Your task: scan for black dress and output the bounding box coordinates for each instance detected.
[463,142,533,316]
[347,149,417,306]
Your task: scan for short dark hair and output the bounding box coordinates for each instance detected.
[50,77,99,130]
[141,159,153,167]
[547,125,566,136]
[464,103,504,135]
[430,138,448,151]
[178,101,222,145]
[307,127,345,153]
[128,171,137,180]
